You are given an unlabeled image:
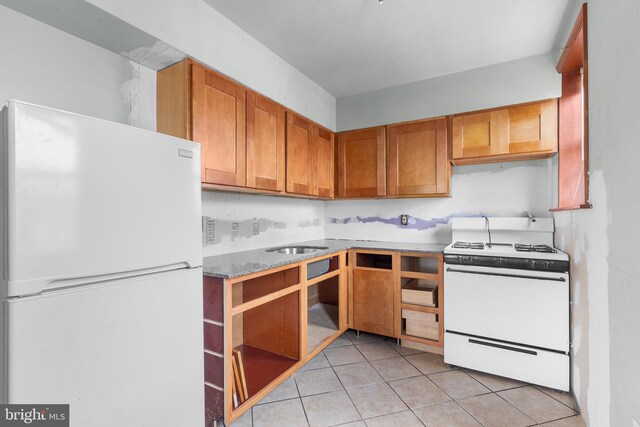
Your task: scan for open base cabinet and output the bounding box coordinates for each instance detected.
[203,249,443,426]
[203,252,348,426]
[349,250,445,350]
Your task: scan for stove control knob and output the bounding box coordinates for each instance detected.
[529,260,536,269]
[543,261,551,270]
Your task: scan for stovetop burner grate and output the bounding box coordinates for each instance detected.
[515,244,557,253]
[452,241,485,250]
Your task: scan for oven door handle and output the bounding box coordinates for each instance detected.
[446,268,566,282]
[468,338,538,356]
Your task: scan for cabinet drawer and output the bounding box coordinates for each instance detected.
[401,279,437,306]
[444,332,569,391]
[405,319,439,340]
[401,309,436,322]
[402,309,438,340]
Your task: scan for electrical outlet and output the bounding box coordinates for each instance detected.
[400,214,409,226]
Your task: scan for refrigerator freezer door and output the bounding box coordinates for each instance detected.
[4,268,204,427]
[4,101,202,296]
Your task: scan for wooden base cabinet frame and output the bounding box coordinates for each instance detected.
[205,249,441,425]
[396,253,445,350]
[349,250,445,351]
[350,250,396,337]
[211,252,348,426]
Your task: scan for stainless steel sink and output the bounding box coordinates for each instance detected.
[266,245,329,254]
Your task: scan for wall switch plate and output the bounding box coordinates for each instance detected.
[632,417,639,427]
[400,214,409,226]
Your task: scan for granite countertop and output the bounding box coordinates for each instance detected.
[203,239,448,279]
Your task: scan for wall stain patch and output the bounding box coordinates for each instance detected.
[298,219,321,228]
[202,216,288,246]
[329,213,485,231]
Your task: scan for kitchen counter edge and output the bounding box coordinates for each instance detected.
[203,239,447,279]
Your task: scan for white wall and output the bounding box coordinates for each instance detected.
[84,0,336,130]
[554,1,640,426]
[326,159,555,243]
[591,2,640,423]
[0,5,154,129]
[336,52,561,131]
[201,192,324,257]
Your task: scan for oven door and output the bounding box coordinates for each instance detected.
[444,264,569,352]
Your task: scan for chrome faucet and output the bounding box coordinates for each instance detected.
[526,212,537,223]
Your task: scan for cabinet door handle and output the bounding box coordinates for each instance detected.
[446,268,565,282]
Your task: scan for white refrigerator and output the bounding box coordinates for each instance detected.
[0,101,204,426]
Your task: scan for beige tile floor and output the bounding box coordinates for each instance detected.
[228,331,584,427]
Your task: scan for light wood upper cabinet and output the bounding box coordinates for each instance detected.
[157,60,248,187]
[451,111,501,159]
[192,64,247,186]
[388,118,449,196]
[286,112,335,197]
[452,99,558,165]
[158,60,558,199]
[247,91,286,192]
[503,100,558,154]
[336,127,386,198]
[312,127,334,198]
[158,60,311,195]
[286,112,313,195]
[156,60,190,140]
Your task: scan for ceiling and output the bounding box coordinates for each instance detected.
[205,0,574,98]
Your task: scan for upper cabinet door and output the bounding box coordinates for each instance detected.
[388,118,449,196]
[246,92,286,192]
[502,99,558,154]
[312,126,334,198]
[336,127,386,198]
[451,99,558,165]
[452,111,502,160]
[286,112,313,195]
[191,63,246,186]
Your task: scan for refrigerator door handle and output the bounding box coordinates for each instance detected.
[7,262,198,297]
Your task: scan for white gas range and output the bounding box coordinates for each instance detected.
[443,217,570,391]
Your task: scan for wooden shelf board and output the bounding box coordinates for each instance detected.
[400,252,441,258]
[307,268,341,286]
[234,345,298,399]
[231,285,300,316]
[400,333,443,347]
[400,271,439,280]
[352,265,393,273]
[450,151,555,166]
[401,303,439,314]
